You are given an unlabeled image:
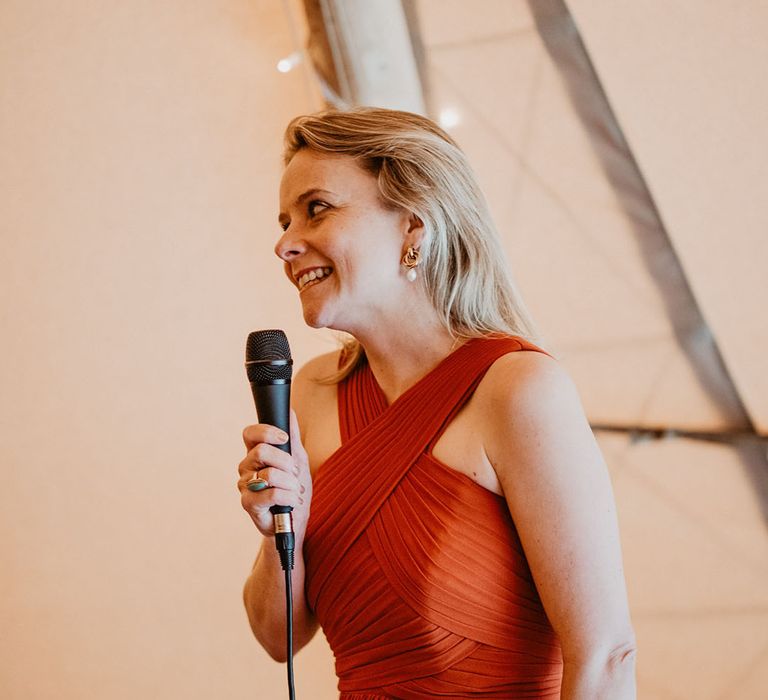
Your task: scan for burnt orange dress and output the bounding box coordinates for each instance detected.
[303,337,563,699]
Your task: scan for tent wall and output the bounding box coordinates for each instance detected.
[1,1,766,698]
[0,1,336,697]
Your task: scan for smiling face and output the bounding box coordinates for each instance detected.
[276,149,421,334]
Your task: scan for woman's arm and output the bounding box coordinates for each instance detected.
[239,353,338,661]
[242,515,319,661]
[239,410,318,661]
[482,351,636,699]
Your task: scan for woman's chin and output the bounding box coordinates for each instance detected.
[301,303,332,330]
[302,305,354,334]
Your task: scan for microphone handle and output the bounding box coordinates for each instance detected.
[252,382,292,454]
[251,382,295,529]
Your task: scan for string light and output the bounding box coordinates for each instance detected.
[438,107,461,129]
[277,51,302,73]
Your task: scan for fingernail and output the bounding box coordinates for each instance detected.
[276,431,289,443]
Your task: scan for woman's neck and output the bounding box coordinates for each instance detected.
[354,320,461,405]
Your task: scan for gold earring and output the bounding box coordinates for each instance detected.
[402,246,421,282]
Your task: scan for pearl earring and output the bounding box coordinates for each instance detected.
[402,246,421,282]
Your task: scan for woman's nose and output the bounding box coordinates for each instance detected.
[274,228,305,262]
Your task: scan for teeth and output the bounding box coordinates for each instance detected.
[298,267,333,290]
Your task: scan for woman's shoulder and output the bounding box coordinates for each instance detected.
[292,350,342,420]
[293,350,344,471]
[471,342,602,510]
[479,338,569,392]
[295,350,343,382]
[475,344,584,448]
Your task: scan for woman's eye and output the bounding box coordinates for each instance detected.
[308,200,328,217]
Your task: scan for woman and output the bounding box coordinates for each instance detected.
[238,108,636,698]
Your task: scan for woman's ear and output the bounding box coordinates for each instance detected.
[404,212,425,249]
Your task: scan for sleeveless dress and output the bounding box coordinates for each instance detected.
[303,337,563,699]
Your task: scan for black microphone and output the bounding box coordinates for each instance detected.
[245,329,295,572]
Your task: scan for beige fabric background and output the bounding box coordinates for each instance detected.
[1,1,766,698]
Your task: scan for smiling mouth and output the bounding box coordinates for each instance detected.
[297,267,333,291]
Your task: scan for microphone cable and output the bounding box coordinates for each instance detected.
[283,565,295,700]
[271,504,296,700]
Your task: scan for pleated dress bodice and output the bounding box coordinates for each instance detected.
[303,337,563,699]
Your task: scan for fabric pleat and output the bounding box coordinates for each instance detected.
[304,337,563,698]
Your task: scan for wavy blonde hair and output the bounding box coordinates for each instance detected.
[283,107,540,380]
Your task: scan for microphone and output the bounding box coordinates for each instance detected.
[245,329,295,571]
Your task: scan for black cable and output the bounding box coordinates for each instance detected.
[273,527,295,700]
[284,566,295,700]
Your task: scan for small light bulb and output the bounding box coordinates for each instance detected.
[438,107,461,129]
[276,52,301,73]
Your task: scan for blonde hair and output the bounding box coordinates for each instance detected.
[283,107,540,380]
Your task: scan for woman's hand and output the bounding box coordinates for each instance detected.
[237,410,312,540]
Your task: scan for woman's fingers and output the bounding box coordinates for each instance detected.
[242,423,289,451]
[241,481,302,509]
[237,414,312,537]
[237,428,304,509]
[244,466,304,494]
[238,441,296,478]
[239,467,303,528]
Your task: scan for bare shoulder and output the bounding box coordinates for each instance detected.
[292,350,340,415]
[292,350,343,472]
[293,350,341,389]
[478,349,581,417]
[475,349,596,483]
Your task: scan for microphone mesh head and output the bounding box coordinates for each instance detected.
[245,330,292,384]
[246,329,291,363]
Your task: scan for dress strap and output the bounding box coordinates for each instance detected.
[338,355,388,444]
[424,335,550,453]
